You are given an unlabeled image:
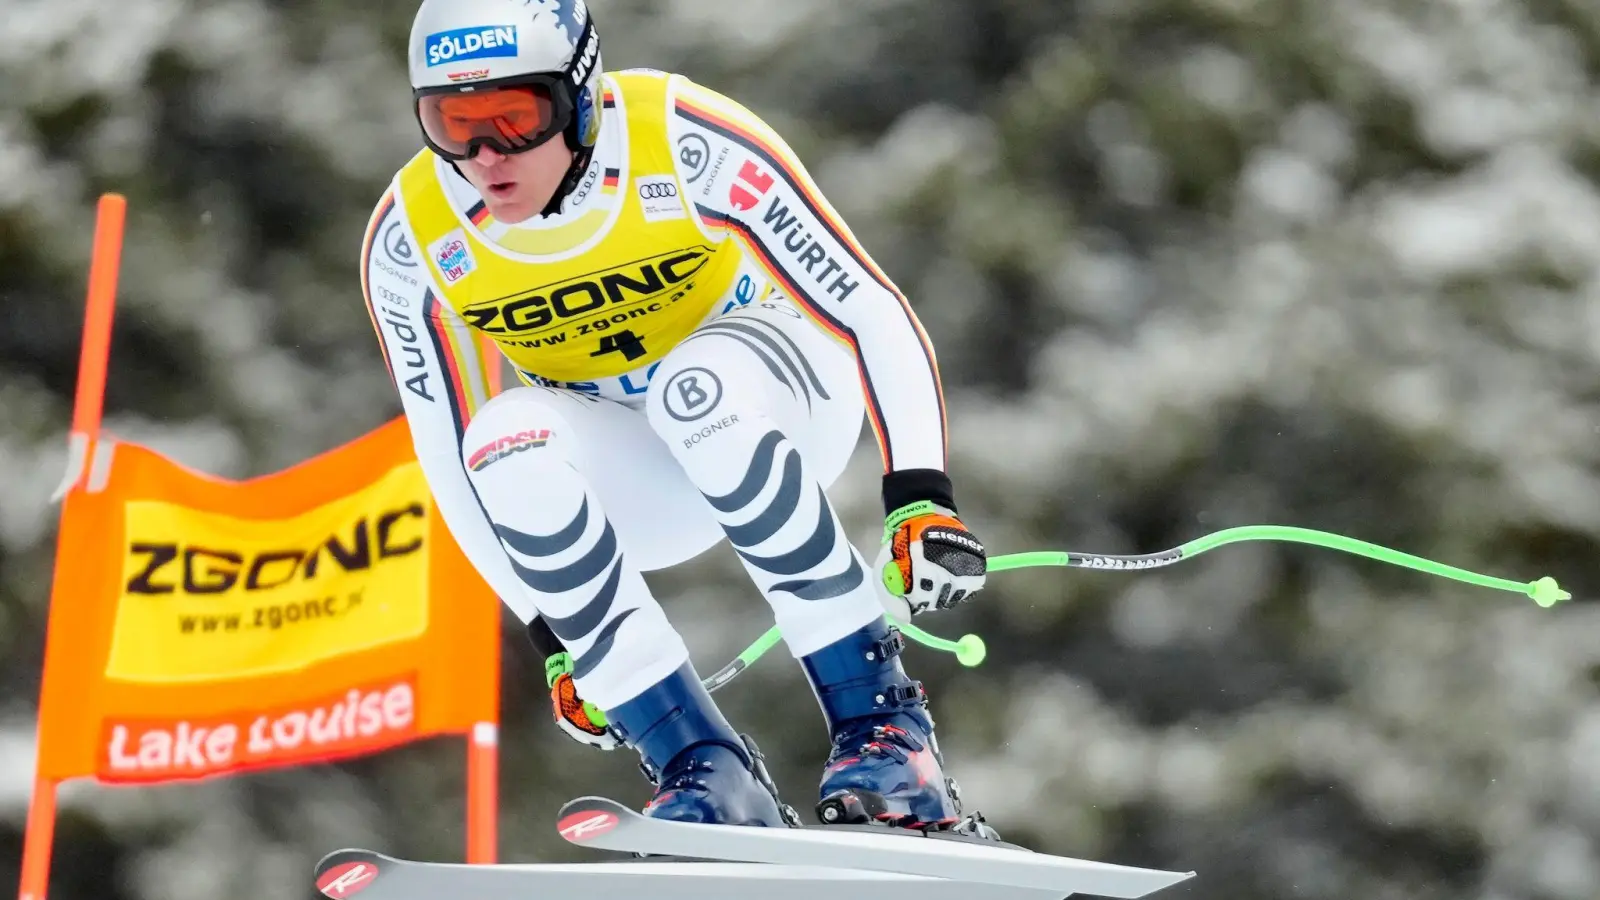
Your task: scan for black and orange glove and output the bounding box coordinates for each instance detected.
[874,497,987,618]
[545,652,622,751]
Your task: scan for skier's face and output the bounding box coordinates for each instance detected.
[456,137,574,224]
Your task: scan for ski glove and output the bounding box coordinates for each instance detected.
[874,500,988,618]
[546,652,622,751]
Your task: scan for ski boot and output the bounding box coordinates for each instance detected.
[605,660,799,827]
[801,615,1001,839]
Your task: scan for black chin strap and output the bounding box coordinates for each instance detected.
[537,18,600,219]
[538,139,594,218]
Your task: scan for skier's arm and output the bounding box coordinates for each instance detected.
[667,77,987,617]
[359,190,538,621]
[667,76,953,515]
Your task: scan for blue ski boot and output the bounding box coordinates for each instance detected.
[802,616,1000,838]
[605,661,798,827]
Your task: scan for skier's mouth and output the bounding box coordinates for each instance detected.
[487,180,517,198]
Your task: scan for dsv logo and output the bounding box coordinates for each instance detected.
[638,182,678,200]
[463,247,711,334]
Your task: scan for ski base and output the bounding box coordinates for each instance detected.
[313,796,1197,900]
[313,848,1072,900]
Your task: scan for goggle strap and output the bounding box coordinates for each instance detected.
[567,16,596,89]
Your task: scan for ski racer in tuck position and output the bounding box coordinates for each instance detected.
[363,0,992,835]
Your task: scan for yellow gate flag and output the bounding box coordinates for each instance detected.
[34,416,499,785]
[105,460,432,683]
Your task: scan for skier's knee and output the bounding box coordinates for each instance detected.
[646,340,764,454]
[459,386,574,483]
[459,388,594,590]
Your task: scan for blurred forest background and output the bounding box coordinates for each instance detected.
[3,1,1600,898]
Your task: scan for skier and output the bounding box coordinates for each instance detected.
[361,0,991,833]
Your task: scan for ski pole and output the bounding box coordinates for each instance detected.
[701,524,1571,693]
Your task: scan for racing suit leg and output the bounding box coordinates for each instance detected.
[645,298,874,658]
[460,385,697,711]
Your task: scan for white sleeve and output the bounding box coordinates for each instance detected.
[667,74,949,476]
[360,190,538,621]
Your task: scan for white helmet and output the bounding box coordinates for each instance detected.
[408,0,604,213]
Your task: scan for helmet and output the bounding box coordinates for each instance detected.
[408,0,604,215]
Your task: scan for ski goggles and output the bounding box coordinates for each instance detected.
[413,74,575,162]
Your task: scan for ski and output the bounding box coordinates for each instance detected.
[555,795,1197,898]
[312,847,1068,900]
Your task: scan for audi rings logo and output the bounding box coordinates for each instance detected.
[638,182,679,201]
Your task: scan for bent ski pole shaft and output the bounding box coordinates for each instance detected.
[702,524,1570,693]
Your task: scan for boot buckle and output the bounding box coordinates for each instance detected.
[867,628,906,663]
[881,680,925,708]
[637,755,663,786]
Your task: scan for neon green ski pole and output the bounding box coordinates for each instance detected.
[700,524,1570,693]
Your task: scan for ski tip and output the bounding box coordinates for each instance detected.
[1152,869,1200,892]
[312,849,386,899]
[559,794,632,812]
[314,848,384,873]
[556,795,633,845]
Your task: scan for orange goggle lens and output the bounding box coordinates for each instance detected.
[416,84,561,159]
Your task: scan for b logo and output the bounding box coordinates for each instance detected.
[662,367,722,422]
[382,221,416,268]
[677,134,710,182]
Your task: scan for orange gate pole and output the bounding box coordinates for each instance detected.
[20,192,127,900]
[466,335,502,865]
[466,722,498,863]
